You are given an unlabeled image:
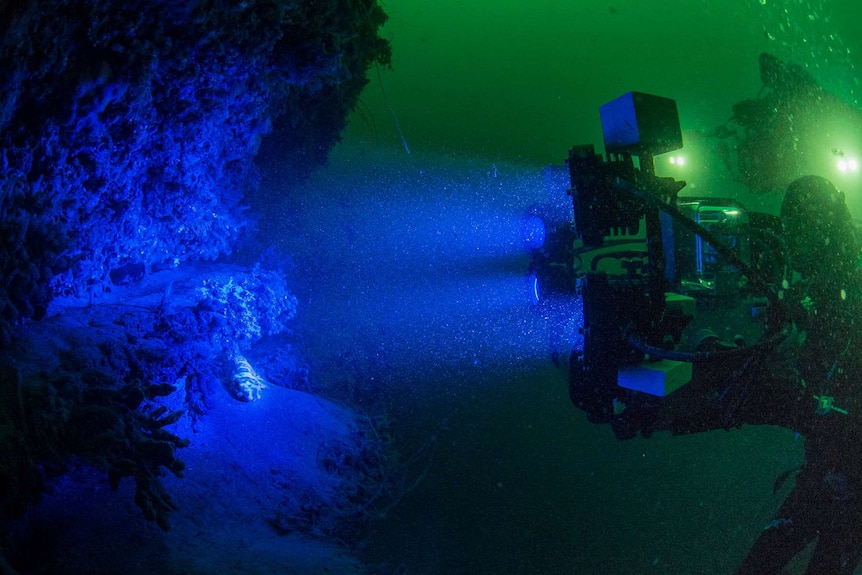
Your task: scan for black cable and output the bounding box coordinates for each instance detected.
[579,178,794,366]
[622,323,788,363]
[613,177,784,310]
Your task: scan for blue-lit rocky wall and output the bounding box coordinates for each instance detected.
[0,0,389,539]
[0,0,389,344]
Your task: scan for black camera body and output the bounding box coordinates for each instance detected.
[528,92,786,438]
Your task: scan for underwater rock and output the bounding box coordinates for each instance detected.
[0,0,390,341]
[108,261,146,286]
[0,261,305,539]
[0,260,400,573]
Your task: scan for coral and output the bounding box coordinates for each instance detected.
[194,264,298,353]
[230,355,267,402]
[0,359,188,531]
[64,381,189,531]
[194,265,298,401]
[0,265,268,531]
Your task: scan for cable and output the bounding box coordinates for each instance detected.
[622,323,788,363]
[375,64,410,154]
[612,177,783,310]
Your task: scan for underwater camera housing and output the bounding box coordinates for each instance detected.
[570,93,691,417]
[527,92,786,437]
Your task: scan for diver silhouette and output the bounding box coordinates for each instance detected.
[578,175,862,573]
[733,175,862,574]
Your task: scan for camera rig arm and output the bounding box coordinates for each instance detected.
[560,92,790,439]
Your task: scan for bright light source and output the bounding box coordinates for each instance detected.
[669,155,685,166]
[521,215,545,250]
[836,156,859,174]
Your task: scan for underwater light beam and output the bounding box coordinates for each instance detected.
[292,152,570,394]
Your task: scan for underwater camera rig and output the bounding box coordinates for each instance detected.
[527,92,789,438]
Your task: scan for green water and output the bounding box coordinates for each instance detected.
[350,0,861,165]
[315,2,862,573]
[287,143,805,574]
